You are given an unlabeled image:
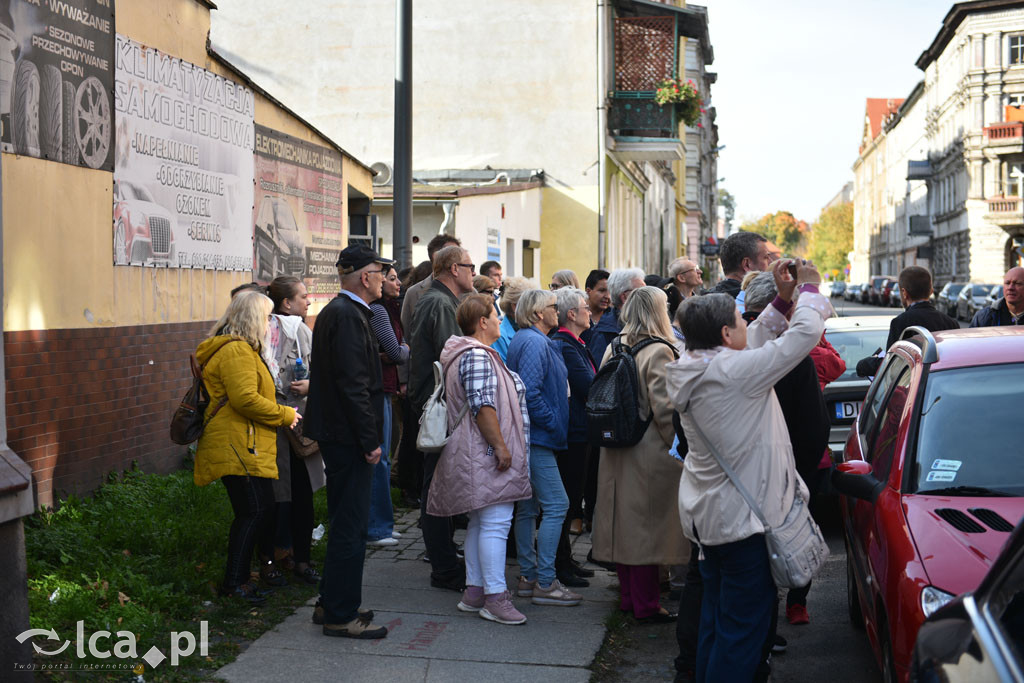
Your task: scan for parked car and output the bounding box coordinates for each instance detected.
[113,178,177,266]
[911,517,1024,682]
[254,195,306,281]
[845,283,864,302]
[935,282,966,317]
[869,275,897,306]
[882,278,901,308]
[829,281,847,298]
[985,285,1005,309]
[832,325,1024,682]
[822,316,894,458]
[956,284,998,321]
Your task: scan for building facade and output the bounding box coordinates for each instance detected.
[211,0,717,281]
[853,0,1024,287]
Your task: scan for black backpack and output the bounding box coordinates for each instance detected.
[586,337,678,448]
[169,346,229,445]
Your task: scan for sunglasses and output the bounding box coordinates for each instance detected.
[456,263,476,273]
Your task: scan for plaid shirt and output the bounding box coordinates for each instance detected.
[458,348,530,451]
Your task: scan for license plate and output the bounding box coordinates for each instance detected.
[834,401,862,420]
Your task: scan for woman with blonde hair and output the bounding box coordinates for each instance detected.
[549,269,580,291]
[492,276,532,362]
[591,286,687,623]
[194,289,301,603]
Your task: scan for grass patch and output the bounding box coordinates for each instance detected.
[24,464,327,680]
[589,607,633,682]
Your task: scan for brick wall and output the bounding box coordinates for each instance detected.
[4,321,213,508]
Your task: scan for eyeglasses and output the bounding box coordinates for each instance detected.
[680,268,701,276]
[546,303,558,310]
[549,283,563,290]
[481,289,494,295]
[456,263,476,273]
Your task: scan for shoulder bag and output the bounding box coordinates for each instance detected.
[417,360,470,453]
[686,414,829,589]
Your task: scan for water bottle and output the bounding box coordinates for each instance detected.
[294,357,308,381]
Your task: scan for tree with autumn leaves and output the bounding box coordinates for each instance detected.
[739,203,853,278]
[807,202,853,279]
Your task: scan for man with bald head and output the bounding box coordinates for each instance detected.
[971,266,1024,327]
[668,257,703,301]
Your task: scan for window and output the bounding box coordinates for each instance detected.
[867,368,911,482]
[1008,94,1024,108]
[1011,35,1024,65]
[860,356,909,442]
[1007,163,1024,197]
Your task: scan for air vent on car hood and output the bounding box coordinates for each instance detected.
[968,508,1014,532]
[935,508,986,533]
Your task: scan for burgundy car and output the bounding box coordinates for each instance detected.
[832,325,1024,682]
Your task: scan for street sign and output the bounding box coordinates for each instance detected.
[700,243,720,256]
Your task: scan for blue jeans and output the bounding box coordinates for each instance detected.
[515,445,569,587]
[697,534,775,683]
[367,397,394,541]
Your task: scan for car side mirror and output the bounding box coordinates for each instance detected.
[832,460,884,503]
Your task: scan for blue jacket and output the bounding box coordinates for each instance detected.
[491,315,518,362]
[970,297,1022,327]
[506,326,569,450]
[553,329,596,443]
[588,307,622,368]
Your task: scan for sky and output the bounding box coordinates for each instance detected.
[707,0,953,225]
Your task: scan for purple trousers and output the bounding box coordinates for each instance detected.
[617,563,661,618]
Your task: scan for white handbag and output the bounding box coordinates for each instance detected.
[688,415,829,589]
[416,361,469,453]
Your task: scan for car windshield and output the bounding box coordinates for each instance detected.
[272,201,298,231]
[120,182,155,203]
[945,284,965,297]
[825,328,891,382]
[913,363,1024,496]
[972,284,996,297]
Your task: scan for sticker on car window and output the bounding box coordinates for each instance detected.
[926,471,957,483]
[931,459,962,472]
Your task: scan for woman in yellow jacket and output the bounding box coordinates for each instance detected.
[194,290,300,602]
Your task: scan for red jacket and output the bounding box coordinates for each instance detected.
[809,335,845,390]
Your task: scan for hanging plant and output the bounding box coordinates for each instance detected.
[654,77,702,127]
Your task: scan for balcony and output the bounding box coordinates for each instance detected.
[608,16,684,161]
[983,122,1024,153]
[984,196,1024,228]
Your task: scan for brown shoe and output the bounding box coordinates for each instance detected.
[322,618,388,639]
[569,518,584,535]
[312,598,373,625]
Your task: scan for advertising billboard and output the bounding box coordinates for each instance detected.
[113,34,255,269]
[253,124,344,300]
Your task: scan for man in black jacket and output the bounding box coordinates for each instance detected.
[707,232,773,299]
[304,245,392,639]
[856,266,959,378]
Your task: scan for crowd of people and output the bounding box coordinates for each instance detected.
[188,228,1023,682]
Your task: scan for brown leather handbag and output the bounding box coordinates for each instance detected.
[169,347,229,445]
[284,421,319,458]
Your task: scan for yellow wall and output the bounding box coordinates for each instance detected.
[539,186,599,286]
[3,0,371,331]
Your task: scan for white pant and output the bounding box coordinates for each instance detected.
[464,502,514,595]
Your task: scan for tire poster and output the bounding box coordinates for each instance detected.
[113,34,255,269]
[0,0,114,170]
[253,124,343,300]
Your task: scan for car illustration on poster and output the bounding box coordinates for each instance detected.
[254,195,306,280]
[113,178,176,266]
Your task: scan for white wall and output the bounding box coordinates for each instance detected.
[454,188,542,280]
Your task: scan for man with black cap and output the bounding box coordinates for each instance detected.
[304,244,393,639]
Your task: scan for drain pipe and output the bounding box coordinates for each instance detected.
[597,0,608,269]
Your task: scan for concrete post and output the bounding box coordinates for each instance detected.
[0,145,35,679]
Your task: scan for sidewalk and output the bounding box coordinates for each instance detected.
[218,509,617,682]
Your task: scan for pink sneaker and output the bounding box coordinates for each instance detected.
[457,585,485,612]
[480,591,527,625]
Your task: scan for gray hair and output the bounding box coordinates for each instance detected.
[515,289,556,329]
[677,293,739,351]
[550,269,581,289]
[555,287,587,326]
[607,267,645,308]
[667,257,689,279]
[743,271,779,314]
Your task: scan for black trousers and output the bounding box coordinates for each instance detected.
[421,450,461,577]
[396,397,424,498]
[320,441,373,624]
[287,451,315,564]
[556,441,588,521]
[221,475,275,590]
[583,445,600,523]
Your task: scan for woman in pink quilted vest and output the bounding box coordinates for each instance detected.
[426,294,533,625]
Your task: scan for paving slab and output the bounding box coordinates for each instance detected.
[424,659,591,683]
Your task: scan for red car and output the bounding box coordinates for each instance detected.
[832,325,1024,683]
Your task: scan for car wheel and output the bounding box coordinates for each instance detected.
[74,76,111,169]
[847,550,864,629]
[12,59,40,156]
[39,64,63,162]
[114,221,128,265]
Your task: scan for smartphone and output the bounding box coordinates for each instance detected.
[786,260,798,279]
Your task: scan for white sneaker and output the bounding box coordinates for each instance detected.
[391,531,402,539]
[368,537,399,547]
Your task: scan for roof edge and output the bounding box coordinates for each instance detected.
[916,0,1024,70]
[206,41,374,175]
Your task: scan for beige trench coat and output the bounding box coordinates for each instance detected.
[591,335,690,566]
